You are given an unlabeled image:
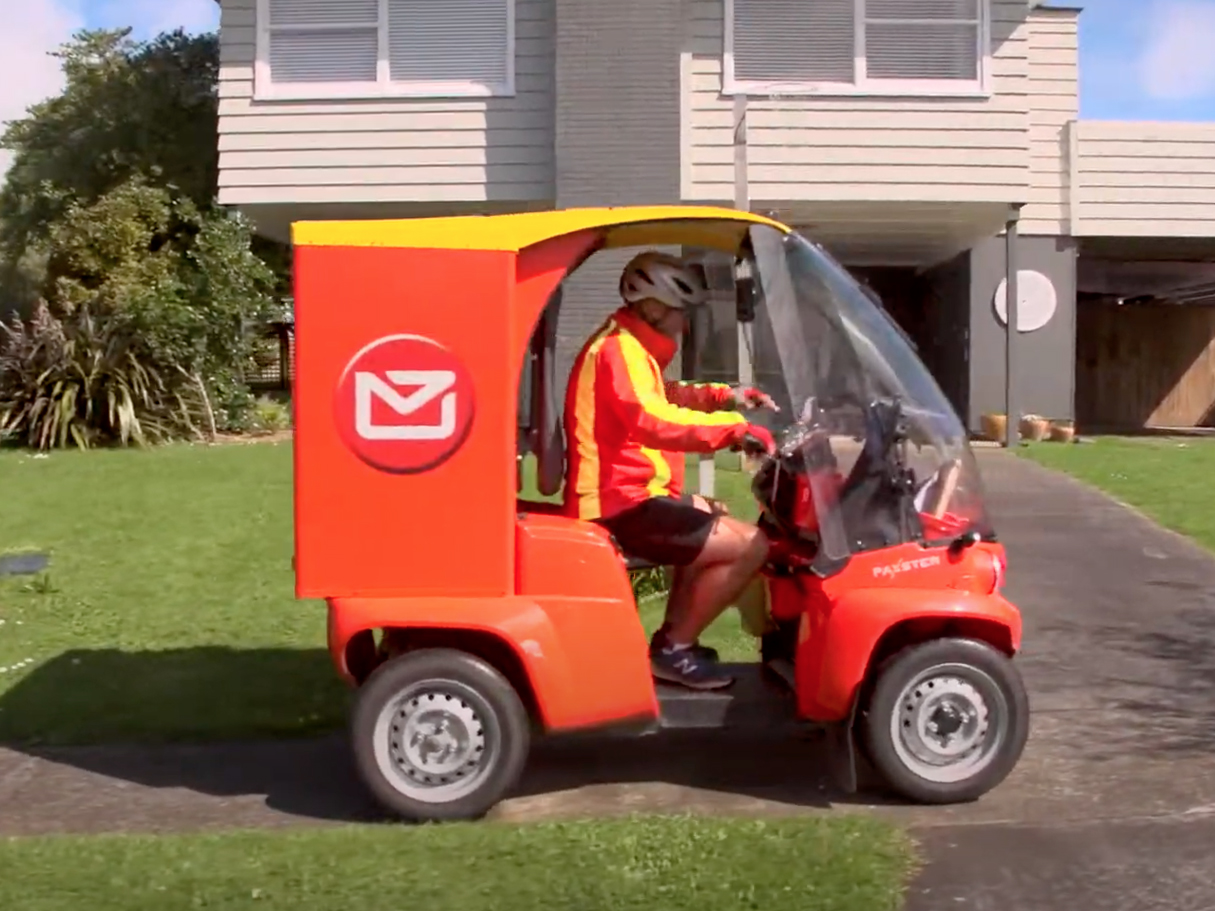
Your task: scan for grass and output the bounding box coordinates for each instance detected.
[0,444,763,745]
[1018,436,1215,552]
[0,815,913,911]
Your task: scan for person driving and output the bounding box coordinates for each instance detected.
[564,250,778,690]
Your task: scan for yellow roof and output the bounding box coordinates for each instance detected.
[290,205,791,254]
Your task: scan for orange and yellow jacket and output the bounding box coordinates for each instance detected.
[564,306,749,521]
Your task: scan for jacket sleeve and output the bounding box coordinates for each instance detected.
[600,336,746,453]
[663,380,735,412]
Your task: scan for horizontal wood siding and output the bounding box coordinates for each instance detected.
[1020,7,1077,236]
[682,0,1031,205]
[216,0,555,206]
[1076,120,1215,237]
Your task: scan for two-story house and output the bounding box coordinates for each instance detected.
[216,0,1215,432]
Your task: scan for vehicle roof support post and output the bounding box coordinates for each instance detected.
[724,91,752,479]
[1003,204,1024,449]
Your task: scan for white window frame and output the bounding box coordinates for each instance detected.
[253,0,516,100]
[723,0,991,99]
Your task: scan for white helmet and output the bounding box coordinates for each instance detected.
[619,251,708,310]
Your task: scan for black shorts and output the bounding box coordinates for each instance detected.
[596,495,717,567]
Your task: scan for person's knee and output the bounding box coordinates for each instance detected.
[740,522,770,569]
[702,517,768,565]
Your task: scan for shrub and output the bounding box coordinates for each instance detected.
[0,300,208,450]
[250,395,292,434]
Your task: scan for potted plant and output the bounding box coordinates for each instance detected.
[1019,413,1050,442]
[980,412,1007,442]
[1048,418,1076,443]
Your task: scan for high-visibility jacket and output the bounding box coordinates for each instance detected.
[564,306,748,521]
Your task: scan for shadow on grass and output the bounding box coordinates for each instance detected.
[0,646,901,828]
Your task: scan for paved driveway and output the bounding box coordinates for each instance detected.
[3,451,1215,904]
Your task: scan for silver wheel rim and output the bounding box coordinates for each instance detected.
[371,679,497,804]
[889,662,1008,785]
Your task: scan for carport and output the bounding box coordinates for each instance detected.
[1075,236,1215,431]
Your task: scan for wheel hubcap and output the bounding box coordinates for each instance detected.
[372,681,496,803]
[889,664,1007,784]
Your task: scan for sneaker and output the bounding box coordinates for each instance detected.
[650,626,719,662]
[651,646,734,691]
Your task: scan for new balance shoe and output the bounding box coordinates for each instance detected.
[651,645,734,691]
[649,625,719,662]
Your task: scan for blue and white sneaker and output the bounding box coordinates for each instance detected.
[649,625,719,662]
[651,645,734,691]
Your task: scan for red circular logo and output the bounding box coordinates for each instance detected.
[334,334,476,474]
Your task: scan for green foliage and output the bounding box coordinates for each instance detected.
[0,27,290,446]
[0,178,278,450]
[0,300,206,450]
[0,29,219,262]
[250,395,292,433]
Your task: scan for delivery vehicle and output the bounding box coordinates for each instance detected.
[290,206,1029,822]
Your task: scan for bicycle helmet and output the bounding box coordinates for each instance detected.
[619,251,708,310]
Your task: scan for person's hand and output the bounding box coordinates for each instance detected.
[731,423,776,457]
[732,386,779,412]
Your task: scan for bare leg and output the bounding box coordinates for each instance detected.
[665,517,769,646]
[660,495,715,631]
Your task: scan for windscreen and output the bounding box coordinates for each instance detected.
[744,225,992,554]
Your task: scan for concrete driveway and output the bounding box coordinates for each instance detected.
[3,451,1215,905]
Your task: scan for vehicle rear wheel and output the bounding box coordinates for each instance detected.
[861,637,1028,804]
[350,647,531,822]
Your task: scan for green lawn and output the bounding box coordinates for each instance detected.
[1018,436,1215,552]
[0,815,913,911]
[0,444,763,745]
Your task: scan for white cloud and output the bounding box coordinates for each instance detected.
[0,0,84,177]
[1138,0,1215,101]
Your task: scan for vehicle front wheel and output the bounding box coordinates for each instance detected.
[861,637,1029,804]
[350,647,531,822]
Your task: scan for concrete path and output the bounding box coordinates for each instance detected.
[3,451,1215,905]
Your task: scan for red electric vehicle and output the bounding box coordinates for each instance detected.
[290,206,1029,822]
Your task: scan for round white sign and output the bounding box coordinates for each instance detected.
[993,270,1057,332]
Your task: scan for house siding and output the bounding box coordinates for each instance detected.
[551,0,684,385]
[215,0,556,207]
[1019,7,1078,236]
[1075,121,1215,237]
[682,0,1032,205]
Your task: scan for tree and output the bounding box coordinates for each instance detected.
[0,28,219,265]
[0,27,288,449]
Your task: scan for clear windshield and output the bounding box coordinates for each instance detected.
[741,225,992,562]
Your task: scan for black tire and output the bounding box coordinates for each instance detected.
[861,637,1029,805]
[350,647,531,822]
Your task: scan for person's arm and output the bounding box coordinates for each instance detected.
[663,380,735,413]
[665,380,780,414]
[600,336,749,453]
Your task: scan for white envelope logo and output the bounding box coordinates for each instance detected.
[354,370,457,441]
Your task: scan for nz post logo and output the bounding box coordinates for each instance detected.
[334,333,476,474]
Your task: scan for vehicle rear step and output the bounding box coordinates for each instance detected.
[655,662,797,730]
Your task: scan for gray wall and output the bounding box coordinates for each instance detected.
[551,0,683,387]
[967,234,1078,430]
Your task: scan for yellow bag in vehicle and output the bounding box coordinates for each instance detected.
[736,573,776,638]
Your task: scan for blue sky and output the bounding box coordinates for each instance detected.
[82,0,220,41]
[1079,0,1215,120]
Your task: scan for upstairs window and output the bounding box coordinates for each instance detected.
[255,0,515,99]
[724,0,988,96]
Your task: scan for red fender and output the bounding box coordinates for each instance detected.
[795,588,1022,722]
[328,594,660,733]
